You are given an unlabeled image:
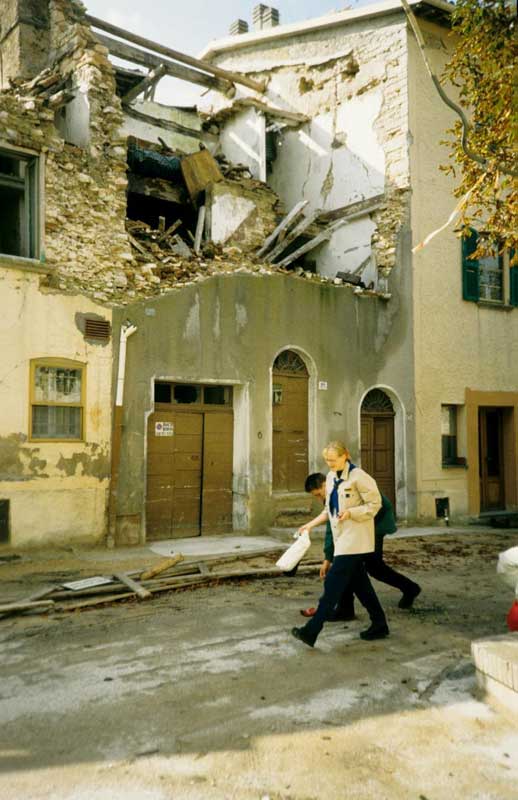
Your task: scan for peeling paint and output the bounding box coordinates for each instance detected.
[55,444,110,481]
[0,434,49,481]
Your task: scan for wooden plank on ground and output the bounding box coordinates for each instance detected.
[114,573,152,600]
[0,600,54,614]
[140,554,184,581]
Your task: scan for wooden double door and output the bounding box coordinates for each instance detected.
[146,409,233,539]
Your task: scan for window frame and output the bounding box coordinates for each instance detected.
[0,146,41,260]
[462,228,515,307]
[29,357,86,443]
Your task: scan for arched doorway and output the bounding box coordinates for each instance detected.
[361,388,396,510]
[272,350,309,492]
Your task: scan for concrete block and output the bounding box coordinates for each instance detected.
[472,634,518,717]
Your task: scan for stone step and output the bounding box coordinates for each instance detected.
[472,634,518,717]
[271,492,315,528]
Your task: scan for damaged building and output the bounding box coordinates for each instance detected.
[0,0,517,548]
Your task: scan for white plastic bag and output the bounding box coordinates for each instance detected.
[497,545,518,596]
[276,529,311,571]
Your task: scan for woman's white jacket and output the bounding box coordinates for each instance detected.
[325,462,382,555]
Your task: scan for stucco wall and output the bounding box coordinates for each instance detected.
[408,20,518,521]
[113,266,416,542]
[0,269,112,546]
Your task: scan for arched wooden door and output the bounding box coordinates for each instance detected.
[361,389,396,511]
[272,350,309,492]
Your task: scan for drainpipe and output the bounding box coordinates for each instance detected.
[107,320,138,548]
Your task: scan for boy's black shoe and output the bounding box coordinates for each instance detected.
[291,626,316,648]
[360,623,389,641]
[398,585,421,609]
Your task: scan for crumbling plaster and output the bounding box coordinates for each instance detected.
[204,14,411,281]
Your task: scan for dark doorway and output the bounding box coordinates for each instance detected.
[479,407,505,511]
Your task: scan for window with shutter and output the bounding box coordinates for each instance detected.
[462,228,480,302]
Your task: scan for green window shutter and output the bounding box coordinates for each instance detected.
[462,228,479,302]
[510,250,518,307]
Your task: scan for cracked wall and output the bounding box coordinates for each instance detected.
[0,0,137,304]
[204,13,411,282]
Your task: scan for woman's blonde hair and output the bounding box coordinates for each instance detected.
[322,440,350,460]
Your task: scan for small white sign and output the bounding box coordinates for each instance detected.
[318,381,328,391]
[62,576,113,591]
[155,421,174,437]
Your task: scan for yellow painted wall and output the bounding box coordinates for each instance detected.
[408,20,518,520]
[0,266,113,546]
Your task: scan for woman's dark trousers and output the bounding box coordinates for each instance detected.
[337,532,420,616]
[302,553,386,641]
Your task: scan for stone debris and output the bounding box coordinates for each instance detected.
[0,0,393,307]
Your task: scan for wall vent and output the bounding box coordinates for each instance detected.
[84,318,111,341]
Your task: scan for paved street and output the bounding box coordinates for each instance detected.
[1,530,517,799]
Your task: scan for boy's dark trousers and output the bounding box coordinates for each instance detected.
[337,532,419,616]
[302,553,386,641]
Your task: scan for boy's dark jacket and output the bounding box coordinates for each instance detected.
[324,493,397,561]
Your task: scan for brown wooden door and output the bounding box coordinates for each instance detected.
[272,374,308,492]
[361,413,396,511]
[201,411,234,534]
[146,408,234,539]
[479,407,505,511]
[146,411,203,539]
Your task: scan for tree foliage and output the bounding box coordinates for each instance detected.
[441,0,517,259]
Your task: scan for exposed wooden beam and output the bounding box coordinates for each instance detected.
[85,14,266,94]
[256,200,308,257]
[316,193,385,224]
[127,174,186,205]
[123,104,201,140]
[275,221,344,269]
[96,33,232,94]
[122,63,167,104]
[267,212,319,263]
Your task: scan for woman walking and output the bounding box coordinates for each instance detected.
[291,441,389,647]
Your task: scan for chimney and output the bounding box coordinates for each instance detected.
[0,0,50,88]
[252,4,280,31]
[229,19,249,36]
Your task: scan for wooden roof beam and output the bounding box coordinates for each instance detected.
[85,14,267,94]
[95,33,234,95]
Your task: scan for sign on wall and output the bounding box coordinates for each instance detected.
[155,421,174,437]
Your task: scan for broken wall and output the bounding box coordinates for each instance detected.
[0,0,141,302]
[113,262,418,543]
[203,12,411,283]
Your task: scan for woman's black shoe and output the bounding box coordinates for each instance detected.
[291,627,316,648]
[360,623,389,640]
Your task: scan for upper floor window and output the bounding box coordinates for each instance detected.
[441,404,458,465]
[462,229,517,307]
[30,359,85,441]
[0,148,39,259]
